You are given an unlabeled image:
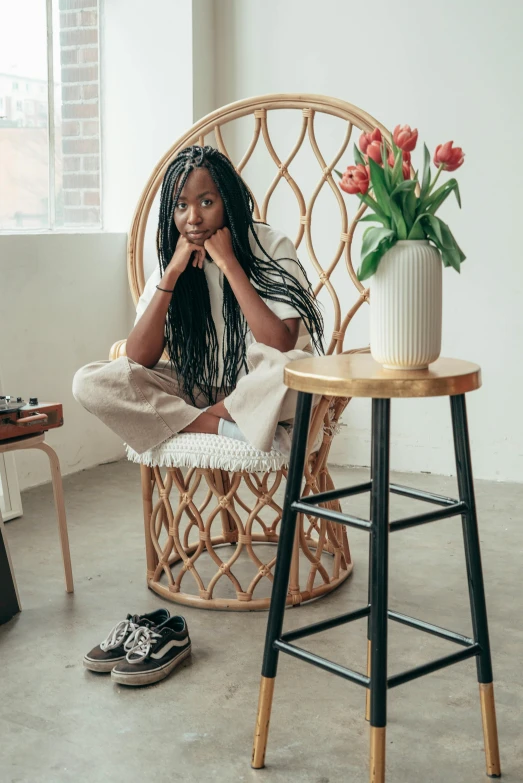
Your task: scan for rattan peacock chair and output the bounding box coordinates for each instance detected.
[110,93,390,610]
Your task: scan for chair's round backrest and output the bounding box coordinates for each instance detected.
[128,93,390,354]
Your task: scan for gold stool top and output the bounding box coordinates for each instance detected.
[284,355,481,399]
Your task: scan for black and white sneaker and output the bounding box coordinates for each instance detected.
[83,609,170,673]
[111,615,191,686]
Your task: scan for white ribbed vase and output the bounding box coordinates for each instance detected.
[370,240,442,370]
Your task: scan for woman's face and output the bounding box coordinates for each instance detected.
[173,166,226,247]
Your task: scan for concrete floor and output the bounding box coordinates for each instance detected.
[1,459,522,783]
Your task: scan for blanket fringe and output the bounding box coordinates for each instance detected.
[124,425,325,473]
[125,444,288,472]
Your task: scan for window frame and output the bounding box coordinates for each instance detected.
[0,0,102,235]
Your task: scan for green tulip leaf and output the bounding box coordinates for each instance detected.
[423,179,462,214]
[357,213,386,224]
[358,250,383,281]
[407,216,426,240]
[381,142,392,189]
[389,197,408,239]
[408,210,432,238]
[358,231,397,281]
[423,214,444,245]
[390,179,417,198]
[358,192,391,227]
[421,215,466,271]
[420,143,432,199]
[368,157,391,215]
[402,186,418,231]
[361,226,396,258]
[354,144,366,166]
[391,149,404,188]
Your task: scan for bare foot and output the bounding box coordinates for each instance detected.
[181,412,220,435]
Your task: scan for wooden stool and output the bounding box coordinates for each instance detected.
[0,433,73,624]
[252,355,501,781]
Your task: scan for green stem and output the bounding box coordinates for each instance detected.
[427,164,444,196]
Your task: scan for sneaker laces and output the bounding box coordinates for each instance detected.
[99,615,142,652]
[124,626,162,663]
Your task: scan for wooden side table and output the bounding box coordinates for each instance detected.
[252,355,501,782]
[0,433,74,625]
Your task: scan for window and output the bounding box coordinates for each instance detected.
[0,0,101,230]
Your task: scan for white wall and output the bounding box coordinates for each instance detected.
[0,233,128,490]
[192,0,216,123]
[214,0,523,482]
[101,0,215,278]
[101,0,195,232]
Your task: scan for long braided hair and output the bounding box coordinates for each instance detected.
[156,144,324,405]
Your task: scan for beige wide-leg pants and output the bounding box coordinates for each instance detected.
[72,343,314,455]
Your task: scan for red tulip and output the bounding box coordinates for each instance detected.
[434,141,464,172]
[367,140,384,164]
[402,161,411,180]
[393,124,418,152]
[359,127,382,154]
[339,164,370,195]
[387,150,411,167]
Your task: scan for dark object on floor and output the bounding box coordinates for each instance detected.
[83,608,170,672]
[0,508,21,625]
[111,615,191,686]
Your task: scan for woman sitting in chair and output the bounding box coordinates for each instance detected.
[73,145,324,456]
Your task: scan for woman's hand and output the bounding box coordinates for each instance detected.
[204,227,238,274]
[164,235,206,284]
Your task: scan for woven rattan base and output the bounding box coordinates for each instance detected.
[141,462,353,611]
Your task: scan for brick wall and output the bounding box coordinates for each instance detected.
[58,0,100,226]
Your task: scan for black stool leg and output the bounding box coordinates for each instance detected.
[252,391,313,769]
[368,399,391,783]
[450,394,501,778]
[366,400,376,722]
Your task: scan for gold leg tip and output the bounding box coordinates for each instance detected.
[479,683,501,778]
[252,676,275,770]
[251,747,266,770]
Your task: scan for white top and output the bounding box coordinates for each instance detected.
[134,222,312,381]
